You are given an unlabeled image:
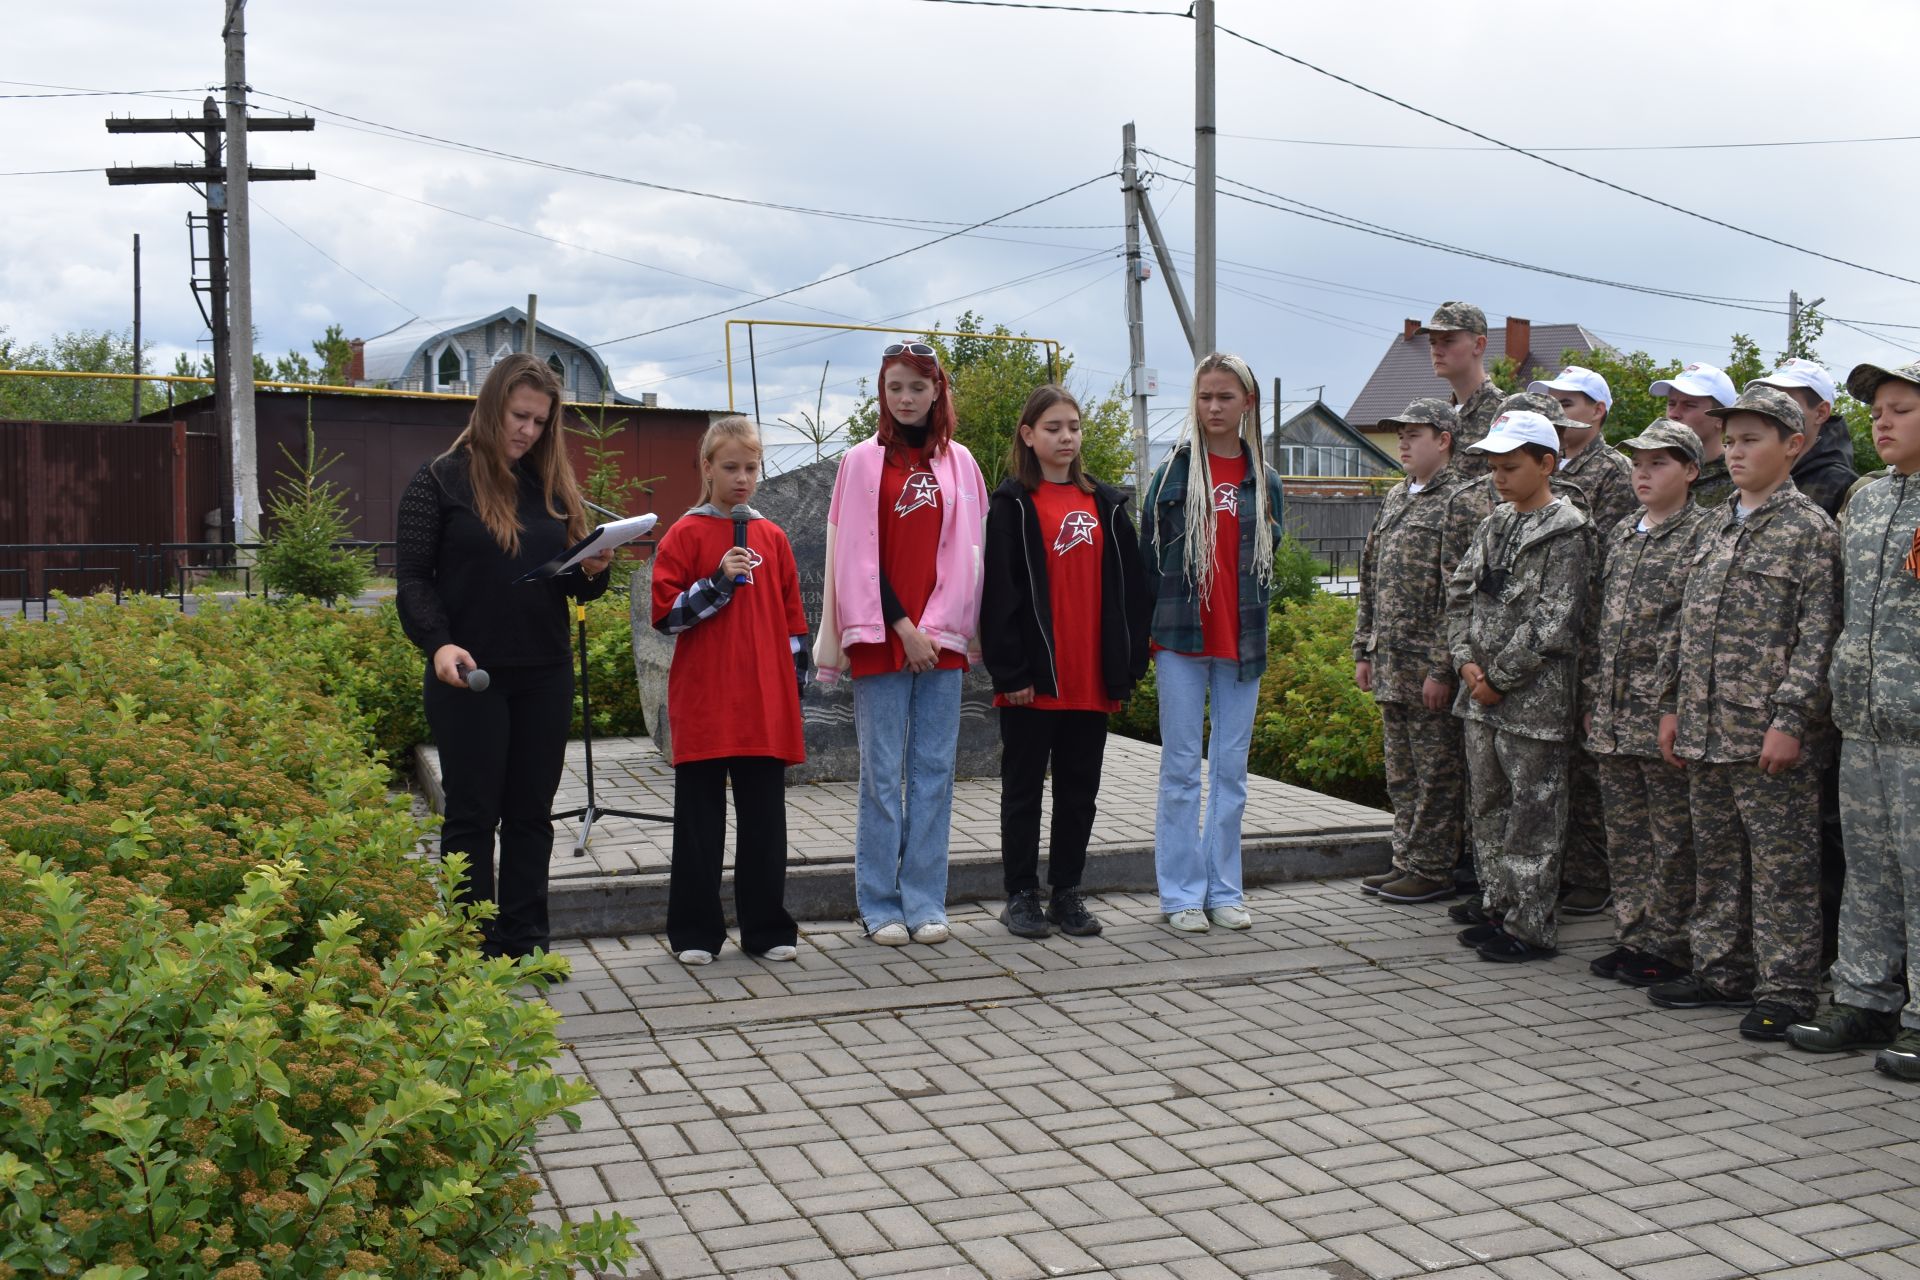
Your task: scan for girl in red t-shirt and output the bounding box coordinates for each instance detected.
[981,386,1150,940]
[650,416,809,966]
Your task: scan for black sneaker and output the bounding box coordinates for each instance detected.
[1448,899,1493,926]
[1457,922,1502,948]
[1786,1003,1901,1054]
[1477,930,1557,964]
[1740,1001,1803,1042]
[1047,888,1102,938]
[1001,889,1051,939]
[1647,974,1750,1010]
[1615,954,1688,988]
[1876,1029,1920,1082]
[1588,947,1637,979]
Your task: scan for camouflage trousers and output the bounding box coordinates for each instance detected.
[1463,720,1568,949]
[1687,760,1823,1015]
[1830,740,1920,1028]
[1594,752,1693,966]
[1560,744,1611,896]
[1380,699,1466,881]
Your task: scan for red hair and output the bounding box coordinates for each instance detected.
[876,352,957,465]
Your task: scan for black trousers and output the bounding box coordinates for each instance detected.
[423,660,573,956]
[669,756,797,955]
[999,706,1109,896]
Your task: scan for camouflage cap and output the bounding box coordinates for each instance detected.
[1415,301,1488,336]
[1705,384,1807,435]
[1378,397,1461,431]
[1617,417,1703,466]
[1498,390,1572,427]
[1845,360,1920,404]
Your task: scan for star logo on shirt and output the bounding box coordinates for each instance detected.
[895,471,941,518]
[1053,510,1099,556]
[737,545,764,584]
[1212,482,1239,515]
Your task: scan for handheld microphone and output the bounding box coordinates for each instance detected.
[730,504,752,583]
[456,661,491,692]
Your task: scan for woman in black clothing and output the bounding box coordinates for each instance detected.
[395,353,612,957]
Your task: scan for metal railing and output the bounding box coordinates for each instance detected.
[0,541,398,617]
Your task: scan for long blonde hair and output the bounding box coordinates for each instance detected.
[693,414,763,507]
[1178,352,1274,599]
[443,353,588,553]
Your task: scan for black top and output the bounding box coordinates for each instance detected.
[394,450,609,668]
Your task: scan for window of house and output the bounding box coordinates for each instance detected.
[547,352,566,385]
[437,346,461,388]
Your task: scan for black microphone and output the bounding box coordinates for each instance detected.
[456,661,491,692]
[730,503,752,583]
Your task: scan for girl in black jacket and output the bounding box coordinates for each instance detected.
[980,385,1151,939]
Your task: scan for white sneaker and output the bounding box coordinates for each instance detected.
[1208,904,1253,931]
[870,922,911,947]
[1166,909,1211,933]
[911,921,950,945]
[676,948,714,966]
[762,945,798,962]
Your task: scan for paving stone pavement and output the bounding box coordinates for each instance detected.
[530,879,1920,1280]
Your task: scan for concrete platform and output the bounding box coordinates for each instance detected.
[415,734,1392,938]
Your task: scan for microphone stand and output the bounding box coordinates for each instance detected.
[551,499,671,856]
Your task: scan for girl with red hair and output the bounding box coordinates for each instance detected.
[814,342,988,946]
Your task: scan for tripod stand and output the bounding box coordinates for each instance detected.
[551,600,671,856]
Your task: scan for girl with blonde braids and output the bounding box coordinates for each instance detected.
[1139,353,1286,933]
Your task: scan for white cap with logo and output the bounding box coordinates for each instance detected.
[1466,411,1561,456]
[1750,357,1838,405]
[1527,365,1613,409]
[1648,362,1737,407]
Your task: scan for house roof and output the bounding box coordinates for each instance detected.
[1275,399,1400,472]
[360,305,638,403]
[1346,321,1610,428]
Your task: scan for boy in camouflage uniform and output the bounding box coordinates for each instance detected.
[1418,302,1503,476]
[1650,363,1739,508]
[1354,399,1494,902]
[1446,411,1595,962]
[1787,361,1920,1080]
[1654,385,1841,1040]
[1581,420,1712,988]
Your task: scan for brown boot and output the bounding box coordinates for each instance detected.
[1376,873,1456,904]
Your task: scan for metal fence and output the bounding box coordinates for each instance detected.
[0,541,397,618]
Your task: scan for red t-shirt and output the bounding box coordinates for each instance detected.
[847,445,970,679]
[1198,450,1246,661]
[650,513,808,765]
[995,482,1117,714]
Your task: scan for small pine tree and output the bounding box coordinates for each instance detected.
[257,407,372,605]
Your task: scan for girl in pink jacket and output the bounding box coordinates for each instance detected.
[814,342,987,945]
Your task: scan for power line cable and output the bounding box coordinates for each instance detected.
[906,0,1188,13]
[1218,130,1920,153]
[1213,23,1920,290]
[252,198,418,318]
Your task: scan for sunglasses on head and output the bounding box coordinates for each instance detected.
[883,342,936,359]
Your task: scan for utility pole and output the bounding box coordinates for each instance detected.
[1121,123,1152,497]
[1194,0,1217,356]
[1786,290,1824,357]
[106,47,311,546]
[223,0,261,547]
[131,234,142,421]
[1134,176,1197,356]
[527,292,539,363]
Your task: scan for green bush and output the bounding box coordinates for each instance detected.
[571,591,646,739]
[257,424,374,605]
[1269,534,1328,610]
[1252,593,1387,808]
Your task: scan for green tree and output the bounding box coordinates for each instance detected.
[1557,333,1766,446]
[257,408,373,604]
[0,325,155,421]
[843,311,1132,488]
[172,323,355,390]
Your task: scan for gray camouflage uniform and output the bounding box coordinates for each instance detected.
[1448,496,1595,948]
[1355,411,1494,881]
[1827,362,1920,1027]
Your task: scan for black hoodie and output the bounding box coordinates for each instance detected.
[1791,413,1860,518]
[980,476,1151,702]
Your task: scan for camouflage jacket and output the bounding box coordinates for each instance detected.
[1830,470,1920,745]
[1446,380,1504,479]
[1581,504,1712,759]
[1353,468,1493,704]
[1447,498,1595,742]
[1690,454,1736,509]
[1661,481,1841,763]
[1559,441,1638,542]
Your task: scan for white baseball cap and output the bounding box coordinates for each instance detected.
[1467,411,1560,456]
[1648,362,1737,407]
[1527,365,1613,409]
[1750,357,1837,405]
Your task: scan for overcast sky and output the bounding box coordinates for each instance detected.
[8,0,1920,452]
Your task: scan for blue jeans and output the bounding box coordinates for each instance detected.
[853,667,963,930]
[1154,651,1260,913]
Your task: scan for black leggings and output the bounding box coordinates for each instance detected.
[424,660,573,955]
[669,756,797,955]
